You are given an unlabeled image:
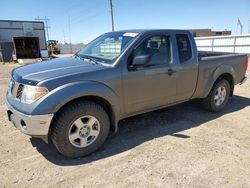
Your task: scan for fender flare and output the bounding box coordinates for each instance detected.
[32,81,121,129]
[202,65,235,98]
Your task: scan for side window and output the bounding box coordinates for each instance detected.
[176,34,192,63]
[130,35,171,68]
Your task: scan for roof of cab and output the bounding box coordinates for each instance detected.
[112,29,191,34]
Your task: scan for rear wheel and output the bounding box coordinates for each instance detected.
[50,101,110,158]
[202,79,230,112]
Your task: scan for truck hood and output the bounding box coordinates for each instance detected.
[12,57,107,84]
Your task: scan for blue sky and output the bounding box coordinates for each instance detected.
[1,0,249,44]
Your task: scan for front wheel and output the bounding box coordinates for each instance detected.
[202,79,231,112]
[50,101,110,158]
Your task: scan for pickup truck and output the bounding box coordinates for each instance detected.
[6,29,248,158]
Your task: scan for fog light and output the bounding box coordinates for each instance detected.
[20,120,27,130]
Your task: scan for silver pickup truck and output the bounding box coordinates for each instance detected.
[6,29,248,158]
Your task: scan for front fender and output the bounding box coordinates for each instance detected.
[202,64,235,98]
[32,81,120,116]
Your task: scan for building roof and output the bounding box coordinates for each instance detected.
[0,19,44,24]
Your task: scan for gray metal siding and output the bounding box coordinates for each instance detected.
[0,20,47,49]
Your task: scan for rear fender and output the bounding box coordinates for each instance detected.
[202,65,235,98]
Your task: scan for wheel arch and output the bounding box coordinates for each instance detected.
[203,65,235,98]
[51,95,118,133]
[33,81,121,134]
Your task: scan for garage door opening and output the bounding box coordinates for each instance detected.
[13,37,41,59]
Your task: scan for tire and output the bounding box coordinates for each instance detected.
[50,101,110,158]
[202,79,230,112]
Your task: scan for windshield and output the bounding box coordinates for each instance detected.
[77,32,139,64]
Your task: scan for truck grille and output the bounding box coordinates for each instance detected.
[16,84,24,99]
[9,79,24,100]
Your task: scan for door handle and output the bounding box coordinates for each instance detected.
[167,69,177,75]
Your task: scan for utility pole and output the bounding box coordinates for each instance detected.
[68,16,72,53]
[236,22,238,34]
[109,0,115,31]
[35,16,50,41]
[236,18,243,35]
[248,20,250,34]
[63,29,66,44]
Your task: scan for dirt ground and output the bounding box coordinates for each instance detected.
[0,63,250,188]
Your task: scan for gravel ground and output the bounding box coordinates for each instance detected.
[0,63,250,188]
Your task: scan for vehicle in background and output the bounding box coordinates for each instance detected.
[48,40,60,56]
[6,29,248,158]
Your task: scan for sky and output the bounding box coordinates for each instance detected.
[1,0,250,44]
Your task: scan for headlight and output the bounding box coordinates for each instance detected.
[21,85,49,104]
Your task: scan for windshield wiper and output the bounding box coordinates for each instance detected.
[74,53,99,65]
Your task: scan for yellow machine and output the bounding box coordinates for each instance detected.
[48,40,60,56]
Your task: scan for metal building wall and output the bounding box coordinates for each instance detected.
[0,20,47,50]
[195,34,250,53]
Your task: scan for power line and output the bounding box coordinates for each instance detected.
[35,16,50,41]
[71,10,107,25]
[109,0,115,31]
[66,1,100,24]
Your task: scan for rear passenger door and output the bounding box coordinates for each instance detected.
[175,33,198,101]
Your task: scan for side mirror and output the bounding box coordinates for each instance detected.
[198,54,202,61]
[132,54,150,67]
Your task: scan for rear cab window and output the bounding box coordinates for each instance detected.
[176,34,192,63]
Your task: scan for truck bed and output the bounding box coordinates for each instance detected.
[193,51,247,99]
[198,51,236,58]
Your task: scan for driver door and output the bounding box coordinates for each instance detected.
[122,34,177,115]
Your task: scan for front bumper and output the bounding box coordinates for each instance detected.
[5,98,54,136]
